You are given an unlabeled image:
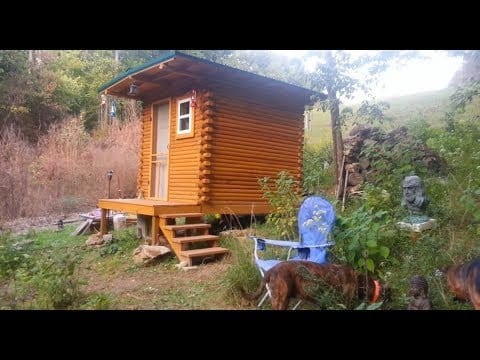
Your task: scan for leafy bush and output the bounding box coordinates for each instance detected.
[302,144,335,195]
[30,252,83,309]
[0,233,33,281]
[258,171,301,239]
[333,205,391,274]
[81,293,113,310]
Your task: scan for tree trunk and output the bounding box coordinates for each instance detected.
[330,96,344,199]
[114,50,120,64]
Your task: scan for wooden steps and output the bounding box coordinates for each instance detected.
[172,234,219,244]
[163,223,211,231]
[180,247,229,263]
[159,213,229,266]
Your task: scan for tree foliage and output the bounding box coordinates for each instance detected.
[442,51,480,131]
[0,50,137,140]
[449,50,480,87]
[304,50,410,196]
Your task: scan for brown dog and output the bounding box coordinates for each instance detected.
[444,258,480,310]
[242,260,385,310]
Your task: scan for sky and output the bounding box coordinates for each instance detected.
[271,50,464,104]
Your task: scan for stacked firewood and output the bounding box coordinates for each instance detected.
[340,125,444,199]
[341,125,379,197]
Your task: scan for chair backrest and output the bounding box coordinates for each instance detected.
[296,195,336,263]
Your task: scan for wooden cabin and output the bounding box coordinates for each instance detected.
[97,51,325,265]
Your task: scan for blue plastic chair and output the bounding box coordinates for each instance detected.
[248,195,336,308]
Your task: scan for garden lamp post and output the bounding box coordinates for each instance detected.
[107,170,114,199]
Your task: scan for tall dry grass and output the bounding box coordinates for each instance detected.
[0,117,140,221]
[0,127,36,219]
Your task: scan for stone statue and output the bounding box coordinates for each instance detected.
[401,175,429,223]
[407,275,433,310]
[397,174,436,232]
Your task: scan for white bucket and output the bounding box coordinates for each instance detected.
[113,214,127,230]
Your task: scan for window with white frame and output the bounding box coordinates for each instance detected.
[177,98,192,135]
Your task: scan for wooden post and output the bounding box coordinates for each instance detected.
[335,155,346,199]
[341,171,349,212]
[151,216,159,245]
[100,208,108,235]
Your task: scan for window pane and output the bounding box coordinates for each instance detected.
[179,101,190,116]
[180,117,190,131]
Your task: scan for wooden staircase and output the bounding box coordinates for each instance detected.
[159,213,229,266]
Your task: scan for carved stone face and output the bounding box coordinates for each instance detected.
[401,175,428,214]
[403,185,416,203]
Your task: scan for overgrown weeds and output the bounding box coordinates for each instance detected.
[258,171,301,239]
[220,235,260,306]
[0,117,140,220]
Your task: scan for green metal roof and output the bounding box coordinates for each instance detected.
[97,50,322,97]
[97,51,177,93]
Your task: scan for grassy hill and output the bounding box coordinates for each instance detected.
[305,110,331,146]
[306,87,455,146]
[381,87,453,130]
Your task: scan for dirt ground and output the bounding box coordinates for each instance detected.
[1,213,85,235]
[1,215,257,310]
[79,253,251,310]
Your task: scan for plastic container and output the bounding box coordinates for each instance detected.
[113,214,127,230]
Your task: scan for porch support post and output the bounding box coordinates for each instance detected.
[151,216,159,245]
[100,208,108,235]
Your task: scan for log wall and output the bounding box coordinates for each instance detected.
[138,88,305,210]
[208,89,304,206]
[167,91,201,203]
[138,107,152,198]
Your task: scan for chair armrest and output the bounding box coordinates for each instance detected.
[298,242,335,248]
[248,236,300,248]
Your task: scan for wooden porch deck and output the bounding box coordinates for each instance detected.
[97,198,201,240]
[97,197,271,244]
[98,198,201,216]
[97,198,270,265]
[97,198,232,265]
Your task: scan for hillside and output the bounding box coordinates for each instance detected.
[306,87,455,146]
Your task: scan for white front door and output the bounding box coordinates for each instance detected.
[151,102,169,199]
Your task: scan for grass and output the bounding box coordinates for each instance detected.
[0,217,476,310]
[0,225,259,310]
[307,87,454,146]
[305,110,331,146]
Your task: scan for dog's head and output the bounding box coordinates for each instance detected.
[441,261,474,301]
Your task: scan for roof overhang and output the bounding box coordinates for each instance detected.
[98,51,326,108]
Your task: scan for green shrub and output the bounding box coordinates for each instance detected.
[81,293,113,310]
[302,144,335,195]
[258,171,301,239]
[30,252,83,309]
[0,233,33,281]
[333,205,391,274]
